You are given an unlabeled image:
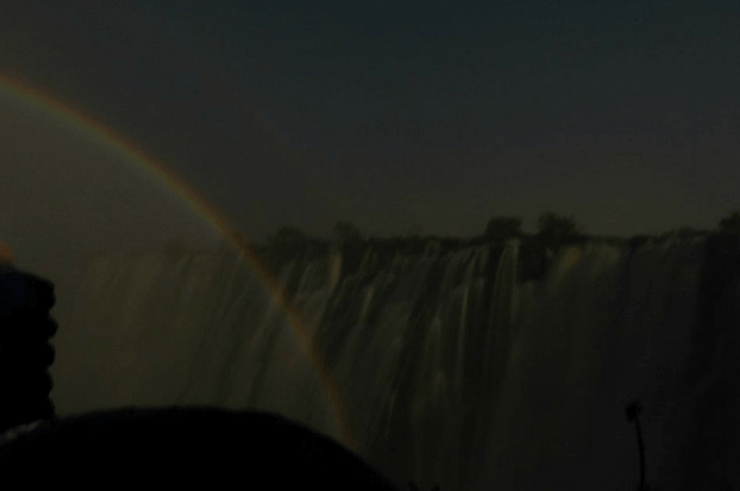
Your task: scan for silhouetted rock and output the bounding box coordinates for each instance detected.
[0,266,56,433]
[0,406,402,489]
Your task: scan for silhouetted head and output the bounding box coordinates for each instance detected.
[0,264,57,434]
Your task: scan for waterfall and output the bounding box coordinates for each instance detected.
[43,250,341,441]
[25,236,740,491]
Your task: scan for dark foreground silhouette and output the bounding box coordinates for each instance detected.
[626,400,649,491]
[0,263,56,433]
[0,406,402,489]
[0,265,404,489]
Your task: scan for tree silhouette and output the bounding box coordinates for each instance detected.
[719,211,740,235]
[334,221,363,245]
[485,216,523,240]
[536,212,582,242]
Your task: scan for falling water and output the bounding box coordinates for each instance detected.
[27,236,740,491]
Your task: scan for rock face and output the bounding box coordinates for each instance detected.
[10,236,740,491]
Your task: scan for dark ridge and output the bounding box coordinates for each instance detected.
[239,232,649,291]
[254,238,332,274]
[366,237,461,256]
[0,406,402,490]
[628,235,651,252]
[534,233,590,250]
[467,234,519,246]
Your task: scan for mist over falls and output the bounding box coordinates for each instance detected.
[35,236,740,491]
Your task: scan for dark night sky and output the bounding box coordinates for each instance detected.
[1,0,740,253]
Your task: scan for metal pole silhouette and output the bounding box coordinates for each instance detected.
[625,400,645,490]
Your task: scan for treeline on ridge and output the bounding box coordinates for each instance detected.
[188,210,740,271]
[258,211,740,250]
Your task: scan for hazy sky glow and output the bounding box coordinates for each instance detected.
[1,0,740,248]
[0,87,220,265]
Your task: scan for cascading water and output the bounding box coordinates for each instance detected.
[43,249,342,441]
[26,236,740,491]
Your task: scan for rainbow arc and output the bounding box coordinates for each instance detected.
[0,76,354,451]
